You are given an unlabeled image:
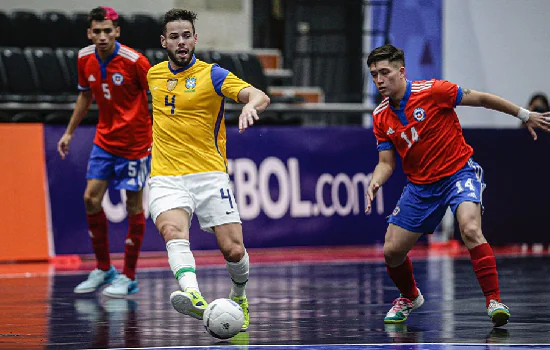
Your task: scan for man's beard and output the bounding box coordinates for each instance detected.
[167,47,195,68]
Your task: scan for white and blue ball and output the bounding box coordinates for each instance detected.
[203,298,244,339]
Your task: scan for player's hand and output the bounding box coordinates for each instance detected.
[525,111,550,140]
[365,181,381,214]
[57,133,73,160]
[239,104,259,133]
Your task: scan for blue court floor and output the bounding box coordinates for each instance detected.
[1,253,549,350]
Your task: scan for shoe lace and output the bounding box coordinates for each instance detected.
[88,268,105,280]
[489,300,509,311]
[391,297,413,312]
[111,275,130,286]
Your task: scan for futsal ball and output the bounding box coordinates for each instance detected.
[203,298,245,339]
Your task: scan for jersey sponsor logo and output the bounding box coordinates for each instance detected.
[386,127,395,135]
[185,77,196,91]
[166,78,178,91]
[88,74,96,82]
[112,72,124,86]
[413,107,426,122]
[467,192,477,199]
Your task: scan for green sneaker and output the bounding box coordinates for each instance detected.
[170,290,208,320]
[487,300,510,327]
[230,331,249,345]
[384,289,424,324]
[231,295,249,331]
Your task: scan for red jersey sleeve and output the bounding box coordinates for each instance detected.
[431,80,461,109]
[135,55,151,91]
[77,56,90,91]
[373,114,393,152]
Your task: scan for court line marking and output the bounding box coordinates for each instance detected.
[89,343,550,350]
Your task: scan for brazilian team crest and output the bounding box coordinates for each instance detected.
[166,78,178,91]
[185,77,197,90]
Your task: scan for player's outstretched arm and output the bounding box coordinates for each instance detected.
[57,90,93,159]
[365,149,395,214]
[459,88,550,140]
[237,86,271,133]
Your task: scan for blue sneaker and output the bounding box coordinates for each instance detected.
[102,274,139,298]
[74,266,117,294]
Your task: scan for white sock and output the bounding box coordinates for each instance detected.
[226,250,249,298]
[166,239,200,293]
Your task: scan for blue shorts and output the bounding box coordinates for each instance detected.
[86,145,151,191]
[388,158,485,234]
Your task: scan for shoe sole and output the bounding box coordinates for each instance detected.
[384,318,407,324]
[102,286,139,299]
[170,291,204,320]
[491,310,510,327]
[73,287,96,294]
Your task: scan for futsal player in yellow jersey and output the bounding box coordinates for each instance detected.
[147,9,270,331]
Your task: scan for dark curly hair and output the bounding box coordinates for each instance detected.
[162,9,197,35]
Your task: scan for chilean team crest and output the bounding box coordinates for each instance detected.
[392,206,400,216]
[112,72,124,86]
[413,107,426,122]
[185,77,197,89]
[166,78,178,91]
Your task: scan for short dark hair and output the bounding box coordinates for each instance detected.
[528,93,550,111]
[163,9,197,35]
[367,44,405,67]
[88,7,119,27]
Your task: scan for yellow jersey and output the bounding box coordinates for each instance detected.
[147,55,251,176]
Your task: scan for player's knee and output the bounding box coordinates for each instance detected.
[460,221,483,244]
[222,244,245,263]
[83,193,102,212]
[159,223,184,241]
[383,243,407,266]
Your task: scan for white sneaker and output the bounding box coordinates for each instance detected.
[487,300,510,327]
[73,266,117,294]
[102,274,139,298]
[384,288,424,324]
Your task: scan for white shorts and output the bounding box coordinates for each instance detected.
[148,172,241,233]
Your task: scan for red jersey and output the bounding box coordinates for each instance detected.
[372,79,473,184]
[78,42,152,159]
